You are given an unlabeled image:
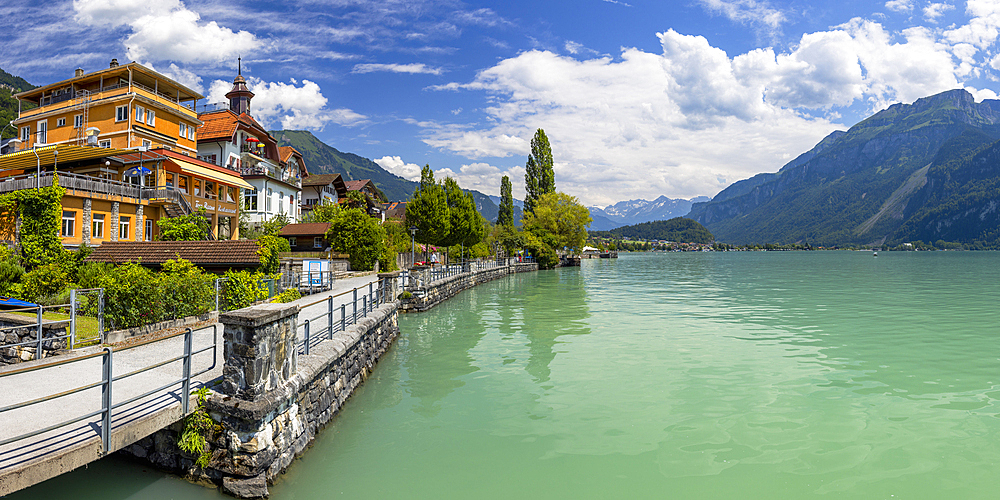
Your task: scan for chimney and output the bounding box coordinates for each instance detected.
[75,68,84,77]
[110,59,119,68]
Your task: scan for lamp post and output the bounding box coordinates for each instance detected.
[409,226,417,269]
[0,122,14,154]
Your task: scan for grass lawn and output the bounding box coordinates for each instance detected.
[6,310,101,348]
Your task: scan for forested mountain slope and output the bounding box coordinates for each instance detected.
[687,89,1000,246]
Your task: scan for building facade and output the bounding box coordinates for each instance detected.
[197,72,304,225]
[0,61,248,247]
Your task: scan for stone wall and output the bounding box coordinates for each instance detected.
[0,313,69,365]
[123,293,400,498]
[401,262,539,312]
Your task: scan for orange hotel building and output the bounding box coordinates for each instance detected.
[0,60,252,246]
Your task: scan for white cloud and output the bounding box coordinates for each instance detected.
[155,63,204,93]
[435,163,527,199]
[207,77,367,129]
[697,0,786,30]
[885,0,913,13]
[352,63,445,75]
[424,20,997,205]
[73,0,259,64]
[944,0,1000,48]
[924,2,955,22]
[374,156,423,181]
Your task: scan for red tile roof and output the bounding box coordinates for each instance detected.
[197,109,239,142]
[85,240,261,267]
[278,146,299,164]
[279,223,331,237]
[344,180,370,191]
[302,173,342,187]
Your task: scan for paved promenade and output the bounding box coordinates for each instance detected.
[0,272,379,496]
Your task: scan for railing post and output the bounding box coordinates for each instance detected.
[368,282,374,312]
[182,328,192,414]
[362,295,367,317]
[36,306,43,361]
[101,347,113,453]
[70,288,77,349]
[327,296,334,339]
[215,278,221,312]
[352,288,357,324]
[98,288,105,342]
[303,319,311,355]
[341,304,346,332]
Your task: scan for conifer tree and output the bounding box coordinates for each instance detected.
[498,175,514,226]
[524,128,555,214]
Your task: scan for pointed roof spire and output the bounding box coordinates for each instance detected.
[238,55,242,76]
[227,57,254,115]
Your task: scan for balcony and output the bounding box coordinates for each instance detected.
[240,153,301,188]
[0,171,143,200]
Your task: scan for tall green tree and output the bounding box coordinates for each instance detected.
[325,207,387,271]
[524,128,555,215]
[498,175,514,226]
[443,177,486,251]
[405,165,450,246]
[522,191,592,252]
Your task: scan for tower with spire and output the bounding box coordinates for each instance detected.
[225,57,254,115]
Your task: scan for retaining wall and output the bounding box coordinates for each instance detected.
[0,313,69,365]
[401,262,539,312]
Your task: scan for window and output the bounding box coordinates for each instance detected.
[278,191,284,214]
[146,109,155,126]
[205,181,216,199]
[99,140,111,148]
[20,126,29,143]
[61,211,75,237]
[288,237,296,247]
[178,176,189,194]
[314,237,323,249]
[141,139,151,149]
[119,216,131,240]
[57,117,66,127]
[227,187,236,203]
[36,120,47,144]
[179,123,187,138]
[115,105,129,122]
[194,179,202,197]
[187,125,195,140]
[74,114,83,128]
[244,189,258,211]
[145,219,153,241]
[166,173,175,188]
[266,188,272,212]
[92,214,105,238]
[135,106,145,123]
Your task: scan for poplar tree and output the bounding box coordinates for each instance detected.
[405,165,450,247]
[498,175,514,226]
[524,128,555,214]
[443,177,486,252]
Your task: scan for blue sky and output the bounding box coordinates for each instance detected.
[3,0,1000,206]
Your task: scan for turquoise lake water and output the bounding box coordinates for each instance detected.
[11,251,1000,499]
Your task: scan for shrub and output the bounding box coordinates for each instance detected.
[222,269,271,311]
[21,262,70,303]
[158,258,214,319]
[522,232,559,269]
[102,262,163,330]
[0,258,25,298]
[272,288,301,303]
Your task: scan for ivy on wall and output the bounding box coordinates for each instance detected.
[0,180,65,270]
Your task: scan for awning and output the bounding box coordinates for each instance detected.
[167,157,254,190]
[0,296,38,308]
[0,144,132,173]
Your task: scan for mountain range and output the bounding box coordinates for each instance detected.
[587,196,711,230]
[687,89,1000,248]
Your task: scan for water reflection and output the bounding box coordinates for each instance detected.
[519,268,591,383]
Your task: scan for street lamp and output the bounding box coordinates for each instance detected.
[409,226,417,268]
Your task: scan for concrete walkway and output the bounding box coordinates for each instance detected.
[0,272,381,496]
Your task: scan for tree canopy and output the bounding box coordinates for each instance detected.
[325,206,387,271]
[522,191,591,252]
[524,128,555,214]
[157,208,211,241]
[443,177,486,249]
[406,165,450,247]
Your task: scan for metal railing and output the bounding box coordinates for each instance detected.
[0,288,105,358]
[0,171,143,199]
[0,324,218,454]
[144,185,193,214]
[297,281,386,356]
